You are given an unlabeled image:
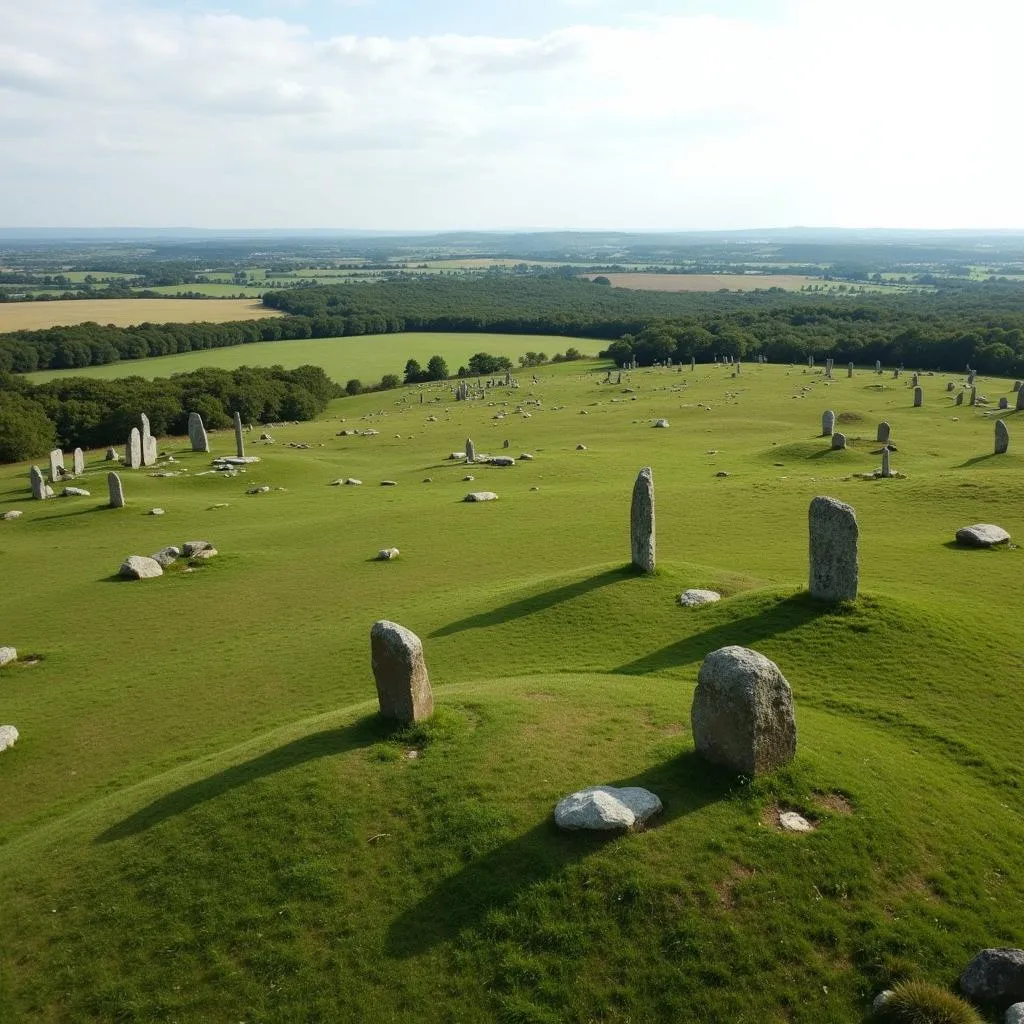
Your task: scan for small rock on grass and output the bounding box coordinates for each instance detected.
[2,511,22,520]
[376,548,400,560]
[246,486,271,495]
[779,811,814,833]
[554,786,662,831]
[0,725,18,753]
[191,548,218,560]
[464,492,498,502]
[181,540,213,557]
[149,508,165,516]
[678,589,721,607]
[0,647,17,668]
[119,555,163,580]
[151,547,180,568]
[956,524,1011,547]
[960,948,1024,1005]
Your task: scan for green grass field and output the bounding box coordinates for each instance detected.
[26,332,603,386]
[1,360,1022,1022]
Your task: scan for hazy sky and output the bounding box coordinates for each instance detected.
[1,0,1021,230]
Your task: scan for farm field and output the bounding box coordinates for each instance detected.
[26,332,602,385]
[0,298,281,331]
[1,360,1023,1021]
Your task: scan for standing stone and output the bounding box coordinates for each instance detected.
[970,386,977,407]
[690,357,696,371]
[881,447,892,478]
[107,472,125,508]
[73,448,85,475]
[876,421,891,443]
[370,620,433,724]
[955,391,964,407]
[913,386,923,408]
[1017,387,1024,412]
[946,381,956,392]
[808,496,858,602]
[691,646,796,776]
[139,414,157,467]
[875,360,882,374]
[893,368,900,379]
[465,438,476,464]
[911,373,919,387]
[125,428,142,469]
[830,432,847,450]
[996,420,1010,455]
[1014,381,1022,392]
[968,371,976,386]
[48,449,64,482]
[233,412,245,459]
[821,410,835,437]
[848,362,854,378]
[188,412,210,453]
[29,465,47,500]
[630,467,655,573]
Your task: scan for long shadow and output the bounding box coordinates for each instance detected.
[613,591,830,676]
[431,566,635,638]
[386,750,734,958]
[99,715,387,843]
[957,453,1000,468]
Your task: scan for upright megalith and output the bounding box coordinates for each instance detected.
[830,432,847,450]
[996,419,1010,455]
[140,414,157,467]
[107,472,125,508]
[73,448,85,475]
[691,646,796,776]
[630,467,655,573]
[875,359,882,374]
[969,386,977,407]
[876,421,891,443]
[848,362,854,377]
[233,412,245,459]
[465,438,476,464]
[188,412,210,453]
[370,620,433,725]
[808,496,859,602]
[913,386,923,408]
[29,466,47,500]
[1017,387,1024,412]
[956,391,965,407]
[48,449,64,482]
[125,428,142,469]
[881,447,892,478]
[821,410,835,437]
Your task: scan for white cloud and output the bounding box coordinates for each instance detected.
[0,0,1021,228]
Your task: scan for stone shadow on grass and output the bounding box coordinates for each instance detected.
[612,592,830,675]
[99,714,389,843]
[432,566,634,638]
[386,750,734,958]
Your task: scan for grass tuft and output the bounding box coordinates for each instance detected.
[880,980,983,1024]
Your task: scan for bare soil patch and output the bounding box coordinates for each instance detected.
[0,298,281,331]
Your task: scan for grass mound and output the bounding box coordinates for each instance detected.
[880,980,983,1024]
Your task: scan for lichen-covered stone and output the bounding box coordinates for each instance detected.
[996,419,1010,455]
[956,524,1010,547]
[830,432,847,450]
[630,467,655,573]
[809,496,858,601]
[188,412,210,453]
[554,786,662,831]
[107,472,125,508]
[960,948,1024,1007]
[119,555,164,580]
[125,428,142,469]
[370,620,433,724]
[821,410,835,436]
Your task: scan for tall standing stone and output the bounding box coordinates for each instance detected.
[1017,387,1024,412]
[690,356,696,371]
[107,472,125,508]
[968,371,976,386]
[955,391,964,406]
[969,386,977,407]
[876,422,891,443]
[911,373,919,387]
[913,386,923,408]
[630,467,655,573]
[465,438,476,464]
[370,620,433,724]
[875,360,882,374]
[691,646,796,776]
[848,362,854,377]
[72,447,85,475]
[821,410,835,437]
[188,412,210,453]
[233,412,245,459]
[996,420,1010,455]
[48,449,64,482]
[808,496,859,602]
[140,414,157,467]
[29,466,47,500]
[881,447,892,478]
[125,428,142,469]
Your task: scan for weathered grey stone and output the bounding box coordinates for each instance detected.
[247,485,271,494]
[946,381,956,392]
[125,428,142,469]
[119,555,164,579]
[343,478,362,486]
[872,990,895,1014]
[48,449,64,481]
[691,645,796,776]
[970,386,978,406]
[809,496,858,601]
[821,410,835,436]
[376,547,400,560]
[678,589,721,607]
[1006,1002,1024,1024]
[554,786,662,831]
[107,472,125,508]
[1,511,22,520]
[630,467,655,573]
[380,480,398,486]
[233,411,245,459]
[60,487,90,497]
[913,386,923,407]
[1018,388,1024,412]
[191,547,218,560]
[881,448,892,478]
[29,466,47,500]
[73,448,85,475]
[996,420,1010,455]
[370,620,433,724]
[181,540,213,557]
[140,414,157,467]
[0,725,18,753]
[956,391,965,406]
[999,397,1009,410]
[654,418,670,428]
[779,811,814,832]
[876,422,891,443]
[960,949,1024,1007]
[188,412,210,452]
[105,446,118,461]
[464,491,498,502]
[149,507,165,515]
[465,438,476,463]
[956,523,1010,547]
[0,647,16,668]
[830,432,847,450]
[151,546,180,568]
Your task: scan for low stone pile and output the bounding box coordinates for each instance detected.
[118,540,217,579]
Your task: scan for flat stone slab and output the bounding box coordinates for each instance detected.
[119,555,163,580]
[956,523,1011,547]
[779,811,814,833]
[554,786,663,831]
[1,511,22,520]
[464,491,498,502]
[488,456,515,466]
[0,725,18,753]
[191,548,218,560]
[212,456,261,466]
[678,589,721,607]
[60,487,90,497]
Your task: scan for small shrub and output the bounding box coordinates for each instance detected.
[880,980,983,1024]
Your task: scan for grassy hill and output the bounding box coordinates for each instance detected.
[1,359,1022,1022]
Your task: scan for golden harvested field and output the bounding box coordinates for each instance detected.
[0,298,281,331]
[581,273,819,291]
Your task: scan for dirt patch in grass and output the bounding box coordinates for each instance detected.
[713,862,757,908]
[837,411,865,424]
[812,791,854,815]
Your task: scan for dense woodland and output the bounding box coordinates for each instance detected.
[3,277,1024,377]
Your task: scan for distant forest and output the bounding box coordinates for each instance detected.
[2,276,1024,376]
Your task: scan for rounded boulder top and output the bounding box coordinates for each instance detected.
[956,524,1010,548]
[554,786,663,831]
